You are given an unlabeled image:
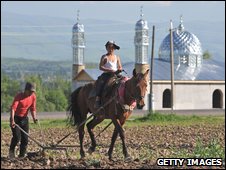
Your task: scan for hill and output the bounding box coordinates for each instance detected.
[1,12,225,63]
[1,57,71,81]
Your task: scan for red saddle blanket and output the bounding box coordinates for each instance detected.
[117,77,136,109]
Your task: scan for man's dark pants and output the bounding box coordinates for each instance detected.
[9,116,29,156]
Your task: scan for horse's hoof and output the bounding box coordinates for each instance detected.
[106,152,112,161]
[79,155,85,160]
[124,155,132,162]
[80,152,85,159]
[108,156,113,161]
[88,147,95,154]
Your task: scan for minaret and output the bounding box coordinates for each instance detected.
[134,6,150,110]
[134,6,149,73]
[71,10,85,91]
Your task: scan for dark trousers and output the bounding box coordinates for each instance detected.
[96,72,114,97]
[9,116,29,153]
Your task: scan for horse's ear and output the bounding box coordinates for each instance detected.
[144,69,149,78]
[133,69,137,77]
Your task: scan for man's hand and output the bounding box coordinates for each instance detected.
[10,119,15,128]
[33,118,38,124]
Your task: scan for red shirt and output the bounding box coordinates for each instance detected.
[11,92,36,117]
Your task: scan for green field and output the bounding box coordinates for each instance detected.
[1,112,225,129]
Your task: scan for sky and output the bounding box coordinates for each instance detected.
[1,1,225,23]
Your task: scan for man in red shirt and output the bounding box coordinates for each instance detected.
[9,82,38,158]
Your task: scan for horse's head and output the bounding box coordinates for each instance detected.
[131,68,149,109]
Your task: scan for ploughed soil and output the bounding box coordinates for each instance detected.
[1,123,225,169]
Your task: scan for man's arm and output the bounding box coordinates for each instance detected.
[30,94,37,123]
[10,94,19,128]
[31,111,38,123]
[10,109,16,128]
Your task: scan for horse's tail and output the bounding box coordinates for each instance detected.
[67,86,83,127]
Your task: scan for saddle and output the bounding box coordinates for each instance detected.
[88,75,122,99]
[88,75,136,111]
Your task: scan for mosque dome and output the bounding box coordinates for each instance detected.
[158,16,203,67]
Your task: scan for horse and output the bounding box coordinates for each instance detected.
[67,68,149,160]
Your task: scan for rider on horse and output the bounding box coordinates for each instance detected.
[94,40,123,108]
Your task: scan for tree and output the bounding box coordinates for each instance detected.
[203,50,212,59]
[45,89,68,111]
[1,73,71,113]
[1,73,20,112]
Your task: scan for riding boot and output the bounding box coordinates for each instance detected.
[8,148,15,158]
[18,146,27,158]
[94,96,101,109]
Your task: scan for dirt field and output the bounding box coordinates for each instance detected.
[1,123,225,169]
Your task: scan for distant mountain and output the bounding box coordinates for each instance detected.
[1,11,225,64]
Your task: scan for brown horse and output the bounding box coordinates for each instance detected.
[68,68,149,160]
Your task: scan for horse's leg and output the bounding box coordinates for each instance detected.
[86,117,104,154]
[108,127,118,160]
[111,118,130,160]
[78,124,85,158]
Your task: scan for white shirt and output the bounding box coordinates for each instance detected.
[104,55,118,72]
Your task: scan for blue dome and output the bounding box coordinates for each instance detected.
[159,30,202,58]
[158,18,202,68]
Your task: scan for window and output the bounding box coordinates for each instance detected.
[163,89,171,108]
[212,89,223,108]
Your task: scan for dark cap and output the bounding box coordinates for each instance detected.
[105,40,120,50]
[25,82,36,92]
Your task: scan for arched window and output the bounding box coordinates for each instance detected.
[212,89,223,108]
[163,89,171,108]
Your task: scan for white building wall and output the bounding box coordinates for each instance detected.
[152,81,225,110]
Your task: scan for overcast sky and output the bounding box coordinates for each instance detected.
[1,1,225,23]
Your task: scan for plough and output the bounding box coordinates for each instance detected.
[14,95,116,157]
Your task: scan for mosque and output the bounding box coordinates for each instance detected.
[71,10,225,111]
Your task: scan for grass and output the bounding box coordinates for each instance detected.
[192,138,225,159]
[131,112,225,126]
[1,119,69,129]
[170,138,225,160]
[1,112,225,129]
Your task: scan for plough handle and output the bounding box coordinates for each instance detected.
[95,121,112,138]
[15,124,44,148]
[53,132,72,147]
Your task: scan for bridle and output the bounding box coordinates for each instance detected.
[125,75,146,103]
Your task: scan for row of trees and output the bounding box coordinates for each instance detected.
[1,73,71,113]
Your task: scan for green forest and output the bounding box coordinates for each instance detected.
[1,73,71,113]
